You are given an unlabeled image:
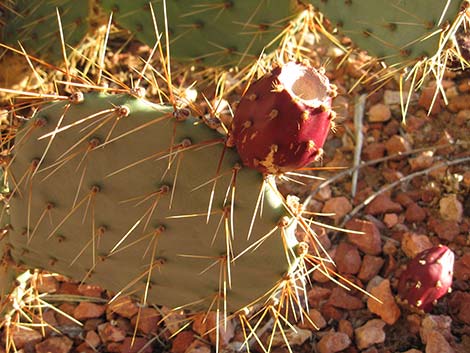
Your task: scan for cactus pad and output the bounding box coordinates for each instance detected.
[230,62,335,174]
[100,0,304,66]
[397,245,455,312]
[311,0,464,65]
[3,92,300,312]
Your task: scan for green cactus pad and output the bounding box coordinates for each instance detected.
[5,92,299,312]
[1,0,89,60]
[311,0,463,64]
[100,0,303,66]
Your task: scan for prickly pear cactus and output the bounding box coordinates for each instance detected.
[311,0,464,65]
[2,91,301,312]
[397,245,455,312]
[230,61,336,174]
[1,0,90,60]
[100,0,305,66]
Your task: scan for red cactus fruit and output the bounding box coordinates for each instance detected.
[230,61,336,174]
[397,245,455,312]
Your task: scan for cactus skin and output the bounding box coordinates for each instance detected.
[1,0,89,60]
[310,0,463,65]
[397,245,455,312]
[3,92,299,312]
[100,0,304,66]
[230,62,335,175]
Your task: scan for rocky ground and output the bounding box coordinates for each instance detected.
[1,29,470,353]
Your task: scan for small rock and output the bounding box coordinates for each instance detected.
[36,273,59,293]
[317,331,351,353]
[184,340,211,353]
[448,291,470,324]
[78,284,104,298]
[439,195,463,222]
[368,103,391,122]
[298,309,326,330]
[35,336,73,353]
[98,323,127,343]
[358,255,385,282]
[322,197,352,223]
[334,241,361,274]
[161,307,186,335]
[409,151,434,171]
[7,325,42,350]
[365,194,403,215]
[108,296,139,319]
[56,303,80,327]
[403,349,423,353]
[338,319,353,338]
[401,232,433,258]
[425,330,455,353]
[367,279,401,325]
[131,307,160,335]
[454,252,470,281]
[345,219,382,255]
[418,87,444,115]
[307,286,332,307]
[73,302,106,321]
[432,220,460,241]
[363,143,386,160]
[270,326,311,347]
[355,319,386,350]
[420,315,453,344]
[328,287,364,310]
[405,203,427,223]
[383,213,398,228]
[85,330,101,348]
[192,312,234,347]
[385,135,411,155]
[119,337,152,353]
[171,331,195,353]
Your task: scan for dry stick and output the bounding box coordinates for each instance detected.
[351,94,366,198]
[339,155,470,228]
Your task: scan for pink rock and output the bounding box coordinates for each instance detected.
[78,284,104,298]
[368,103,391,122]
[383,213,398,228]
[354,319,386,350]
[425,330,455,353]
[385,135,411,155]
[298,309,327,330]
[405,203,427,223]
[439,195,463,222]
[35,336,73,353]
[449,291,470,325]
[185,340,211,353]
[454,252,470,281]
[108,296,139,319]
[409,152,434,171]
[131,307,160,335]
[322,196,352,223]
[36,274,59,293]
[401,232,433,258]
[192,312,234,347]
[367,279,401,325]
[74,302,106,321]
[420,315,453,344]
[98,322,127,343]
[334,241,361,274]
[171,331,195,353]
[85,330,101,348]
[119,337,152,353]
[358,255,385,282]
[363,143,386,160]
[346,219,382,255]
[308,286,332,307]
[365,194,403,215]
[317,332,351,353]
[338,319,353,338]
[7,326,42,350]
[432,220,460,241]
[328,287,364,310]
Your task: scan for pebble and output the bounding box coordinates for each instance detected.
[439,195,463,222]
[408,151,434,171]
[354,319,386,350]
[405,202,427,223]
[368,103,391,122]
[363,143,386,160]
[449,291,470,325]
[345,219,382,255]
[328,287,364,310]
[401,232,433,258]
[418,87,444,115]
[85,330,101,348]
[316,331,351,353]
[192,312,234,347]
[338,319,353,338]
[118,337,152,353]
[7,325,42,350]
[171,332,196,353]
[108,296,139,319]
[431,220,460,241]
[35,336,73,353]
[368,279,401,325]
[365,194,403,215]
[98,322,127,343]
[358,255,385,282]
[334,241,361,274]
[321,196,352,223]
[385,135,411,155]
[383,213,398,228]
[454,252,470,281]
[420,315,453,344]
[271,326,311,347]
[73,302,106,321]
[36,274,59,293]
[184,340,211,353]
[298,309,327,330]
[425,330,455,353]
[131,307,160,335]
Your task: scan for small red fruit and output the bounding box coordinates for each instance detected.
[397,245,454,312]
[230,62,336,174]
